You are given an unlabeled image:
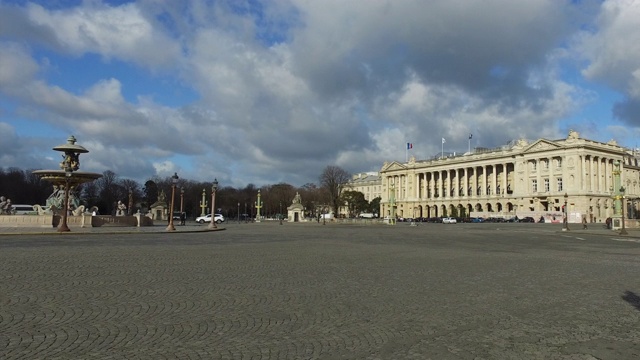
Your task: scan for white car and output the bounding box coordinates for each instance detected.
[195,213,225,224]
[442,217,457,224]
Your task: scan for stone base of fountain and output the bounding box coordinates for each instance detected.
[0,214,155,228]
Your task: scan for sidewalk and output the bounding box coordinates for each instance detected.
[555,224,640,238]
[0,223,225,236]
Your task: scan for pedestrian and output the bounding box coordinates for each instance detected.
[582,216,587,229]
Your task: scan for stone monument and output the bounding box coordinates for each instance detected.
[287,192,305,222]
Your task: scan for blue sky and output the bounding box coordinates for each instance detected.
[1,0,640,187]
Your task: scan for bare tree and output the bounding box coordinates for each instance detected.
[319,165,350,217]
[96,170,119,215]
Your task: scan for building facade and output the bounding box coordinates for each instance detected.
[379,130,640,223]
[339,172,382,217]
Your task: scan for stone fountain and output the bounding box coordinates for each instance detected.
[32,135,102,232]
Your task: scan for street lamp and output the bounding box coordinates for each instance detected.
[562,193,569,231]
[323,207,326,225]
[128,188,133,216]
[208,179,218,230]
[166,172,179,231]
[180,187,184,214]
[279,201,283,225]
[620,186,628,235]
[255,190,262,223]
[237,202,240,223]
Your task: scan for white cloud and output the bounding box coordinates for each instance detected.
[0,0,630,186]
[24,2,181,68]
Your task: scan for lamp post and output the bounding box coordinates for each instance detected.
[128,188,133,216]
[279,202,283,225]
[166,172,179,231]
[620,186,628,235]
[237,202,240,223]
[255,190,262,223]
[180,187,184,214]
[199,189,208,217]
[208,179,218,230]
[562,193,569,231]
[323,207,326,225]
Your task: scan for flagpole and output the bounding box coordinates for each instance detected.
[441,139,444,159]
[468,137,471,154]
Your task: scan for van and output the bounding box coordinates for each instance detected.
[11,204,36,215]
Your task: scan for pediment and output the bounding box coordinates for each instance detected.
[381,161,407,172]
[522,139,563,154]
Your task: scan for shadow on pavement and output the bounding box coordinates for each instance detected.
[622,290,640,312]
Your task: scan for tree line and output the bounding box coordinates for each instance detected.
[0,165,380,219]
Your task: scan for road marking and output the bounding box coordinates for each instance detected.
[611,238,640,243]
[575,237,586,241]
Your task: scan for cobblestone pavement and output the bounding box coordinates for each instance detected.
[1,222,639,359]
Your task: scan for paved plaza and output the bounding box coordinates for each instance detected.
[1,222,639,359]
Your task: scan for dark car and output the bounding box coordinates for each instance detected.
[520,216,535,223]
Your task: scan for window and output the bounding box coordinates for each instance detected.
[544,178,550,192]
[531,161,537,171]
[556,158,562,168]
[532,179,538,192]
[544,160,549,169]
[557,177,563,192]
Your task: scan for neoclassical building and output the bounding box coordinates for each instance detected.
[339,172,382,217]
[379,130,640,223]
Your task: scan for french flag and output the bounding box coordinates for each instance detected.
[407,143,413,150]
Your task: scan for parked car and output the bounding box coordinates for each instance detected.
[442,217,457,224]
[10,204,36,215]
[195,213,225,224]
[520,216,535,223]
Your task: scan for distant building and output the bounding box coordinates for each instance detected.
[379,130,640,223]
[339,172,382,217]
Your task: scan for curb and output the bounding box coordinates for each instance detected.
[0,227,226,236]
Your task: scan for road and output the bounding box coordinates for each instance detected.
[1,222,639,359]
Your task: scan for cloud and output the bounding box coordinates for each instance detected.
[576,0,640,123]
[0,1,181,68]
[0,0,624,187]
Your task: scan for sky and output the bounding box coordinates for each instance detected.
[1,0,640,188]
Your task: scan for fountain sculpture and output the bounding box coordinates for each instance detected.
[32,136,102,232]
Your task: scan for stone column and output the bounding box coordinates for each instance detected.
[492,164,497,197]
[502,163,508,197]
[536,159,542,195]
[464,168,469,198]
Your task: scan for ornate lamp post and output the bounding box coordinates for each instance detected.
[128,188,133,216]
[620,186,628,235]
[208,179,218,230]
[389,183,396,225]
[279,202,283,225]
[180,187,184,214]
[237,202,240,223]
[166,172,179,231]
[199,189,208,217]
[323,206,326,225]
[562,193,569,231]
[255,190,262,223]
